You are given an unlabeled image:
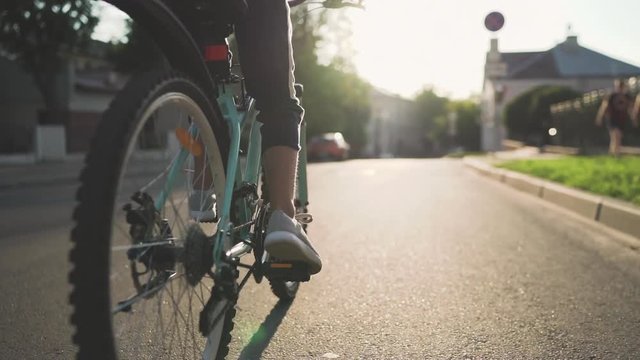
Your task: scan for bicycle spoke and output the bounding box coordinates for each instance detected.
[167,281,185,355]
[111,240,175,252]
[187,288,200,359]
[194,282,208,308]
[138,156,177,194]
[168,192,189,237]
[156,290,169,352]
[112,271,178,315]
[75,76,231,359]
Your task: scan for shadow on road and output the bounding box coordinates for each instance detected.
[237,299,292,360]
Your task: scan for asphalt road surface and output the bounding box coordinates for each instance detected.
[1,159,640,359]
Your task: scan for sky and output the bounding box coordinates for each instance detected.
[93,0,640,100]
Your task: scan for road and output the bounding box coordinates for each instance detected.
[1,159,640,359]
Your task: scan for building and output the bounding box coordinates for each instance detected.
[481,35,640,151]
[0,40,124,162]
[364,88,421,158]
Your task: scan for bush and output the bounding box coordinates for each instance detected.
[450,100,481,151]
[504,86,581,145]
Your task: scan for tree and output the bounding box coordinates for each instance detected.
[0,0,98,124]
[301,63,371,153]
[108,19,162,73]
[290,6,371,155]
[414,88,449,154]
[449,99,481,151]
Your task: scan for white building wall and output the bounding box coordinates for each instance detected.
[366,89,420,157]
[69,91,114,113]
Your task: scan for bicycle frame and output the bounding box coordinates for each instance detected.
[214,86,310,266]
[214,87,260,262]
[105,0,310,273]
[155,83,308,272]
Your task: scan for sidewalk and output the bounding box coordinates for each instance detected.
[0,159,85,189]
[0,156,172,189]
[464,150,640,241]
[482,146,565,163]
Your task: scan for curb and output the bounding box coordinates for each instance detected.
[599,200,640,239]
[463,157,640,241]
[542,182,601,220]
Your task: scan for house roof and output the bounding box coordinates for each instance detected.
[503,36,640,79]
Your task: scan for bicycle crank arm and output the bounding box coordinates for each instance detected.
[225,241,253,260]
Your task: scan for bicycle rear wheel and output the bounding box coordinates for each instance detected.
[69,68,234,359]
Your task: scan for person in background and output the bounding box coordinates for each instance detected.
[595,79,638,157]
[632,92,640,130]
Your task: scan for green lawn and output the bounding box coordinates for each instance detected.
[497,156,640,206]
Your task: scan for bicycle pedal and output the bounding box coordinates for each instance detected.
[262,261,311,282]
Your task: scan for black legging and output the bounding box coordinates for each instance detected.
[235,0,304,151]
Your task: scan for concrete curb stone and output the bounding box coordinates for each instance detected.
[463,157,640,241]
[599,200,640,239]
[541,182,602,220]
[503,171,544,197]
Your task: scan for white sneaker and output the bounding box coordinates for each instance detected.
[188,189,217,222]
[265,210,322,274]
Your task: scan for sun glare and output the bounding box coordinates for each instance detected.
[92,0,640,100]
[345,0,640,99]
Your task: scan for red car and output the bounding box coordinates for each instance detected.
[308,132,350,161]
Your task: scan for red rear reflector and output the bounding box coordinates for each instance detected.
[204,45,228,61]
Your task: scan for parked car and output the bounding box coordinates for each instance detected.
[308,132,350,161]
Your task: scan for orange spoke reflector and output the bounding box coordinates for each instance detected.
[175,128,203,157]
[270,263,293,269]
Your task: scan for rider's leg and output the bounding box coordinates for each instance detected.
[235,0,302,218]
[263,146,297,218]
[235,0,321,274]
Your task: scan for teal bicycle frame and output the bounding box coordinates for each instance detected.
[155,84,309,268]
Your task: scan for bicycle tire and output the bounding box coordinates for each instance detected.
[69,67,235,360]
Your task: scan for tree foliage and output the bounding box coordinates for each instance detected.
[301,63,371,151]
[109,5,371,153]
[449,99,481,151]
[503,85,581,144]
[291,7,371,155]
[413,88,449,153]
[108,19,162,72]
[413,89,481,154]
[0,0,98,124]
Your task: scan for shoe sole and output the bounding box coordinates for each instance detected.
[264,231,322,274]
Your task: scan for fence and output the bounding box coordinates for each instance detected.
[549,76,640,154]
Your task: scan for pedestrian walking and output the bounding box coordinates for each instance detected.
[632,92,640,128]
[595,79,638,156]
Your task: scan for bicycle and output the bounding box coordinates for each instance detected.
[68,0,363,359]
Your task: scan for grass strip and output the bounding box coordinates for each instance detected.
[497,156,640,206]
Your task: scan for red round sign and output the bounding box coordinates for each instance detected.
[485,11,505,32]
